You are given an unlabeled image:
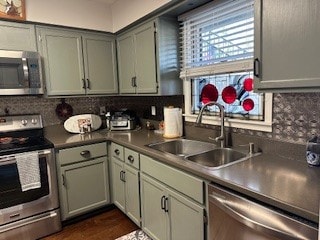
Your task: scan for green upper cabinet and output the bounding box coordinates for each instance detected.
[0,20,37,51]
[82,34,118,94]
[254,0,320,92]
[117,17,182,95]
[36,26,118,96]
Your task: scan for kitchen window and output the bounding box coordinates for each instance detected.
[179,0,272,132]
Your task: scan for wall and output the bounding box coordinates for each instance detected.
[25,0,172,33]
[26,0,113,32]
[111,0,172,32]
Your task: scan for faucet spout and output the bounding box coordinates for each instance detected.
[195,101,225,148]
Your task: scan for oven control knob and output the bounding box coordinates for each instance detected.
[31,119,38,125]
[21,119,28,126]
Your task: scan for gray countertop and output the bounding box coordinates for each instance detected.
[45,125,320,223]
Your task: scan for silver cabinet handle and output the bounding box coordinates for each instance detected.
[131,76,137,87]
[62,174,66,186]
[161,195,166,211]
[127,155,134,163]
[164,197,169,213]
[86,79,90,89]
[80,150,90,156]
[120,170,126,182]
[114,149,120,155]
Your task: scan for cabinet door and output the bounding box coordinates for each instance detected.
[82,34,118,94]
[141,174,168,240]
[124,164,140,226]
[167,188,204,240]
[111,158,126,212]
[134,21,158,93]
[37,27,85,96]
[0,21,37,51]
[60,157,109,220]
[254,0,320,92]
[117,33,136,94]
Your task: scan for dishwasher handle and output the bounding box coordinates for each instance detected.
[209,190,316,240]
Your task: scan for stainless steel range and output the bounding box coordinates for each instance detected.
[0,114,61,240]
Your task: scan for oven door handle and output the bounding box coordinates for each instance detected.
[209,193,306,240]
[0,149,52,165]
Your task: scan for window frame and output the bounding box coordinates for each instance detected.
[180,0,273,132]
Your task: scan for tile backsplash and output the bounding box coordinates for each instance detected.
[0,95,183,126]
[0,93,318,144]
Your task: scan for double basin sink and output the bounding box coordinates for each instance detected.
[147,139,256,169]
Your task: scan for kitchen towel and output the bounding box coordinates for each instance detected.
[16,151,41,192]
[163,107,183,138]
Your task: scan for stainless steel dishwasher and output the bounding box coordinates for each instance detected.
[208,184,318,240]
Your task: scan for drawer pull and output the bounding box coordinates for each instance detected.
[80,150,90,156]
[127,155,134,163]
[114,149,120,155]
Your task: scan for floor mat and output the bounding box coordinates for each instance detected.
[115,229,152,240]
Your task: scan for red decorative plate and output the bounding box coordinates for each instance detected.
[222,86,237,104]
[242,98,255,111]
[243,77,253,91]
[200,84,218,104]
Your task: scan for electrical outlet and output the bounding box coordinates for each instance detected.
[151,106,156,116]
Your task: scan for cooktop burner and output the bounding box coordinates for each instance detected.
[0,137,53,156]
[0,114,53,156]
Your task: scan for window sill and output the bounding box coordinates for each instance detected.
[184,114,273,132]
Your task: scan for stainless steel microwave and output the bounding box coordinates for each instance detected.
[0,50,43,95]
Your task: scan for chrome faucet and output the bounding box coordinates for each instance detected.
[195,101,225,148]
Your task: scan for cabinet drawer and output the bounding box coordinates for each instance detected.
[111,142,124,161]
[59,142,107,165]
[124,148,140,169]
[140,154,204,204]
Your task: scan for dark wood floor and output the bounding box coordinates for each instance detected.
[41,208,139,240]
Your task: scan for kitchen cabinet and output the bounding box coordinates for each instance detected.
[110,143,141,225]
[56,142,110,221]
[254,0,320,92]
[140,155,205,240]
[0,20,37,51]
[117,17,182,95]
[36,26,118,96]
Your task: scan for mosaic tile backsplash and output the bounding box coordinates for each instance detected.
[0,93,318,144]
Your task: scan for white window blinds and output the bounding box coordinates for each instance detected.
[179,0,254,78]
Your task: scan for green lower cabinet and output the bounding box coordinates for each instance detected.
[60,157,109,220]
[141,174,205,240]
[111,157,140,226]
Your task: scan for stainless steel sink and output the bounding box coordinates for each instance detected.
[186,148,249,168]
[147,139,255,169]
[146,139,217,157]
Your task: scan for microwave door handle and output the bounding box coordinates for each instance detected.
[22,58,29,87]
[209,193,304,240]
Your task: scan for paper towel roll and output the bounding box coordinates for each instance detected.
[163,107,183,138]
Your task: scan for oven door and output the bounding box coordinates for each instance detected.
[0,149,59,225]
